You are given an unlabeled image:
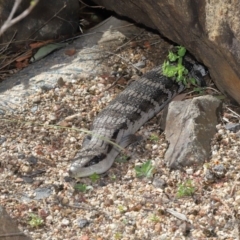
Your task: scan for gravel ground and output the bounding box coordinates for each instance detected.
[0,31,240,240]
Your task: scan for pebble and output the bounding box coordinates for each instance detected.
[186,168,193,175]
[27,156,38,165]
[152,176,166,189]
[134,61,146,68]
[152,144,158,150]
[69,137,77,142]
[32,96,41,103]
[21,165,32,173]
[0,137,6,145]
[61,218,70,226]
[77,218,90,228]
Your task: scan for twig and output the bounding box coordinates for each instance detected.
[186,87,221,96]
[116,30,145,52]
[104,75,123,91]
[78,0,104,9]
[0,232,25,237]
[0,31,17,55]
[0,50,31,71]
[225,106,240,119]
[0,0,39,36]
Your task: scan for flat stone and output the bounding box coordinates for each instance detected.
[225,122,240,132]
[164,95,222,169]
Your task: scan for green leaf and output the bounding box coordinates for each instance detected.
[149,134,159,142]
[177,46,186,57]
[164,65,178,78]
[28,213,44,228]
[115,154,129,163]
[89,172,100,182]
[30,43,67,62]
[193,87,204,94]
[168,51,179,62]
[135,160,154,178]
[177,180,195,198]
[74,183,87,192]
[176,75,184,81]
[189,77,197,86]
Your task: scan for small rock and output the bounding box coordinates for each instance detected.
[204,169,215,183]
[32,96,41,103]
[152,176,167,189]
[61,218,70,226]
[64,176,73,182]
[134,61,146,68]
[34,187,52,200]
[212,164,226,178]
[152,144,158,150]
[186,168,193,175]
[21,165,32,173]
[61,197,69,205]
[154,222,162,232]
[104,199,114,207]
[27,156,38,165]
[225,122,240,133]
[48,114,57,121]
[31,105,38,113]
[57,77,65,87]
[0,137,6,144]
[77,218,90,228]
[21,176,34,184]
[40,84,53,91]
[18,153,26,159]
[69,137,77,142]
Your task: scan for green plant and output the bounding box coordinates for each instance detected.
[135,160,154,178]
[110,174,117,180]
[177,179,195,198]
[162,46,196,86]
[193,87,205,94]
[114,232,122,239]
[117,205,127,213]
[28,213,44,228]
[149,134,159,142]
[89,172,100,182]
[149,214,160,222]
[115,154,129,163]
[74,183,87,192]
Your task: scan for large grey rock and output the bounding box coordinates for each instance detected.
[0,206,31,240]
[164,95,222,169]
[93,0,240,105]
[0,0,79,49]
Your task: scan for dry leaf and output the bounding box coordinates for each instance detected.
[15,59,29,69]
[144,41,151,49]
[15,50,32,62]
[172,93,187,101]
[65,48,76,56]
[30,40,54,49]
